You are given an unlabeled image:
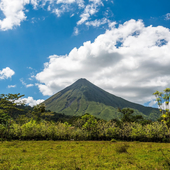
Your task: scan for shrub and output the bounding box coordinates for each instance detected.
[115,144,129,153]
[111,138,117,142]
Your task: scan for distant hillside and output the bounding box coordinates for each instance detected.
[44,78,160,121]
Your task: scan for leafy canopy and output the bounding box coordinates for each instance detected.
[0,93,25,115]
[0,93,25,125]
[153,88,170,127]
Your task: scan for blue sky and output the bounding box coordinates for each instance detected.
[0,0,170,107]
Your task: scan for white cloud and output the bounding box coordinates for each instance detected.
[148,99,157,107]
[20,79,34,88]
[73,27,79,35]
[36,19,170,105]
[52,0,84,17]
[0,0,108,31]
[70,13,74,17]
[165,13,170,20]
[0,0,30,30]
[162,101,170,110]
[52,3,72,17]
[7,85,16,88]
[108,21,116,28]
[155,101,170,110]
[55,0,84,8]
[85,18,109,27]
[0,0,44,30]
[57,0,76,4]
[36,83,54,95]
[26,84,34,87]
[0,67,15,79]
[77,0,103,25]
[17,96,44,107]
[30,0,41,9]
[53,8,63,17]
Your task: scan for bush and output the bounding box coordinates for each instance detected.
[115,144,129,153]
[111,138,117,142]
[1,118,170,142]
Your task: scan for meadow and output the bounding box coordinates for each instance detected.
[0,140,170,170]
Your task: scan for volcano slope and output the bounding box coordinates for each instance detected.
[44,78,160,121]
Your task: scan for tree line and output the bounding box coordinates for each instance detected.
[0,90,170,142]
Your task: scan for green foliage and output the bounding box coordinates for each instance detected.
[0,116,169,142]
[27,103,55,123]
[153,88,170,127]
[81,114,98,131]
[16,115,29,125]
[111,108,145,128]
[0,93,25,141]
[0,93,25,117]
[110,138,117,142]
[31,103,46,122]
[0,110,10,125]
[115,144,129,153]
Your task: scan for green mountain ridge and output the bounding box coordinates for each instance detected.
[44,78,160,121]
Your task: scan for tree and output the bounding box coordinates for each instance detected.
[73,113,98,134]
[0,93,25,120]
[82,114,98,132]
[0,93,25,140]
[153,88,170,127]
[0,110,10,125]
[118,108,144,123]
[31,103,54,122]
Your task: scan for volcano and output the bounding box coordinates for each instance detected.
[44,78,160,121]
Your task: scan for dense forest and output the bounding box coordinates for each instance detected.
[0,92,170,142]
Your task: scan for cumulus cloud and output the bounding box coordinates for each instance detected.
[36,19,170,105]
[0,67,15,79]
[17,96,44,107]
[0,0,45,30]
[7,85,16,88]
[0,0,30,30]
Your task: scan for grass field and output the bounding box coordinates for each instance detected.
[0,140,170,170]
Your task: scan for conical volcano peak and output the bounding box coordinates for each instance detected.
[44,78,160,121]
[75,78,89,83]
[72,78,93,88]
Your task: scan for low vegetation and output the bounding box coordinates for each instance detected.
[0,140,170,170]
[0,111,170,142]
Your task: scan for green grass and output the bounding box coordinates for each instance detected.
[0,141,170,170]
